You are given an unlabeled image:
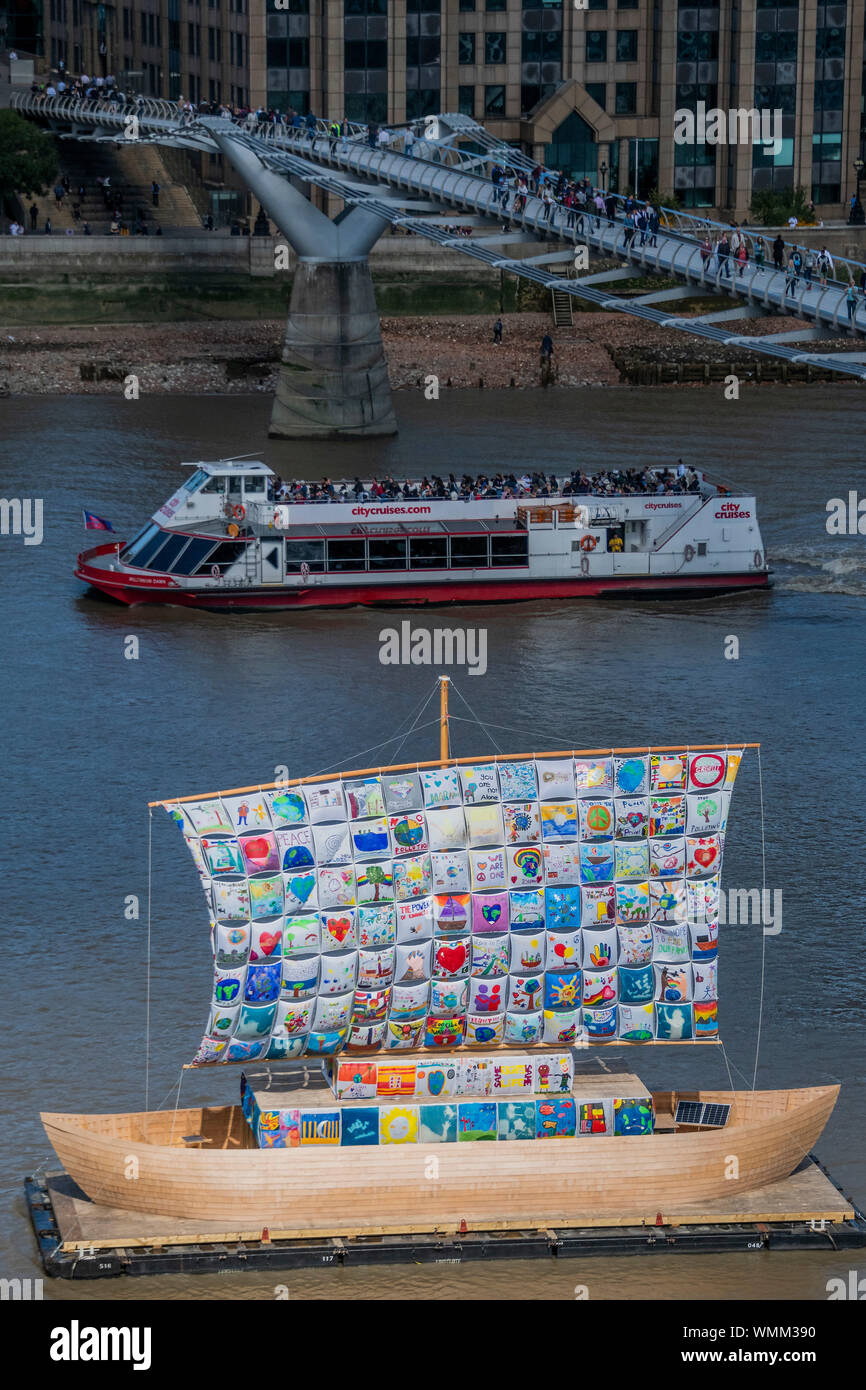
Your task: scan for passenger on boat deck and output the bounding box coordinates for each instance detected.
[266,466,701,502]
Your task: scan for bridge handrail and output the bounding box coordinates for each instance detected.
[11,90,866,292]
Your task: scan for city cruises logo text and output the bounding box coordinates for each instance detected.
[674,103,783,156]
[352,505,433,518]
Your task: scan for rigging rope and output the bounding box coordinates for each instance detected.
[751,744,768,1091]
[308,684,441,779]
[448,686,506,755]
[386,685,442,767]
[145,807,153,1112]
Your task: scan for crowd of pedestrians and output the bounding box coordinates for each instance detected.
[267,465,702,505]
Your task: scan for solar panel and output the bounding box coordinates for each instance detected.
[701,1103,731,1129]
[675,1101,731,1129]
[675,1100,704,1126]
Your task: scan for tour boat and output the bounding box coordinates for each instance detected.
[41,684,835,1234]
[75,460,770,609]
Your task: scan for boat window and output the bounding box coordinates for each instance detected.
[490,534,529,567]
[182,469,207,493]
[409,537,448,569]
[327,539,366,572]
[200,475,226,494]
[144,531,191,572]
[697,541,708,556]
[368,538,407,570]
[243,475,266,495]
[128,528,173,570]
[286,540,325,573]
[194,540,248,574]
[449,535,489,569]
[120,522,159,562]
[227,475,242,496]
[170,536,217,574]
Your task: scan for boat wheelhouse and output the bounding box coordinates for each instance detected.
[76,460,771,609]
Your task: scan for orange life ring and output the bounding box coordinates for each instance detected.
[580,534,597,552]
[227,522,240,538]
[233,504,246,520]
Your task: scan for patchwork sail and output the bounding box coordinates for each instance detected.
[163,744,742,1063]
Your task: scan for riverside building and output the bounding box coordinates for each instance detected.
[33,1,864,220]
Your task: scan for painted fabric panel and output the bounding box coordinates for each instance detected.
[171,747,740,1059]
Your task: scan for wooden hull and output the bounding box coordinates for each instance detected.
[42,1085,839,1231]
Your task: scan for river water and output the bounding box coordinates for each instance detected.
[1,385,864,1301]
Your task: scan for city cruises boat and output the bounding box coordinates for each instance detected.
[75,460,771,609]
[41,684,834,1232]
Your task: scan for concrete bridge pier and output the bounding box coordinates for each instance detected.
[207,124,397,438]
[276,254,396,438]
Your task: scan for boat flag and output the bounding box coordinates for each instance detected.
[82,510,114,531]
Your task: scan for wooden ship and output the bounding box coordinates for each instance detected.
[41,681,839,1234]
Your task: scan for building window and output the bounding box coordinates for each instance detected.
[459,0,475,9]
[406,90,440,118]
[459,32,476,65]
[812,2,845,206]
[585,82,606,110]
[545,110,598,183]
[458,84,476,116]
[344,0,389,124]
[486,0,507,8]
[615,82,636,114]
[485,32,506,65]
[485,84,506,115]
[616,30,637,62]
[586,32,608,63]
[406,36,440,66]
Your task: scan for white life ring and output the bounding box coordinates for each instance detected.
[300,561,310,582]
[580,554,590,576]
[753,550,763,569]
[684,544,696,562]
[210,564,220,579]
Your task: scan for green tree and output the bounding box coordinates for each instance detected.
[0,110,57,206]
[749,184,813,227]
[365,863,387,902]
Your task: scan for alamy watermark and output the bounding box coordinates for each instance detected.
[826,491,866,535]
[674,103,783,157]
[0,1276,43,1299]
[379,622,487,676]
[0,498,43,545]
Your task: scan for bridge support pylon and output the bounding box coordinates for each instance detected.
[208,123,397,439]
[275,254,396,438]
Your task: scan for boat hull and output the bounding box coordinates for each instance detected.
[75,569,772,610]
[42,1085,838,1230]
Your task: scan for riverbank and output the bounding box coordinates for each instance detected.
[0,312,861,394]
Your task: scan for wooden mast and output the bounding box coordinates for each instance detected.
[439,675,449,763]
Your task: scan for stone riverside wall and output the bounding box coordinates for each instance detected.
[0,235,502,280]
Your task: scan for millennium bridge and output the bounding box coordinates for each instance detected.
[13,91,866,437]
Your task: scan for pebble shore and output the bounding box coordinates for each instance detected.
[0,311,853,395]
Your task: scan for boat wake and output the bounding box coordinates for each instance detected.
[771,544,866,597]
